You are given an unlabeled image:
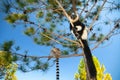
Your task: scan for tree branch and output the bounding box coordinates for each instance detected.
[79,0,90,16]
[72,0,77,13]
[83,1,97,21]
[55,0,76,27]
[40,32,79,47]
[26,20,79,45]
[10,20,120,60]
[92,21,120,50]
[12,52,84,59]
[88,0,107,31]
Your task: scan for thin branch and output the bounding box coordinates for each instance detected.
[41,32,79,47]
[55,0,71,21]
[83,1,97,21]
[79,0,90,16]
[26,20,79,45]
[92,21,120,50]
[52,33,79,45]
[12,52,84,59]
[88,0,107,31]
[55,0,75,27]
[40,32,62,44]
[106,1,119,6]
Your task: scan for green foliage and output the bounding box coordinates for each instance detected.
[5,13,27,23]
[26,0,38,4]
[0,0,11,13]
[15,46,20,51]
[0,41,49,75]
[47,0,57,8]
[89,33,96,41]
[97,34,104,42]
[45,13,53,22]
[77,1,82,6]
[41,63,49,71]
[33,25,56,46]
[89,33,105,42]
[74,56,112,80]
[1,41,13,51]
[61,50,69,55]
[47,13,52,17]
[24,27,35,36]
[50,23,56,31]
[45,17,52,22]
[34,37,39,43]
[37,11,44,18]
[5,63,18,80]
[16,1,26,8]
[0,51,18,80]
[0,51,12,67]
[40,32,52,42]
[12,55,18,62]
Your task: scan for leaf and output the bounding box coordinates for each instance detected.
[5,63,18,80]
[24,27,35,36]
[61,50,69,55]
[26,0,38,4]
[12,55,18,62]
[5,13,27,23]
[17,1,26,8]
[34,37,38,43]
[2,41,14,51]
[15,46,20,51]
[48,0,57,8]
[45,17,52,22]
[5,15,16,23]
[77,1,82,6]
[0,51,12,67]
[37,11,44,18]
[41,63,49,71]
[89,33,96,41]
[104,74,112,80]
[97,34,104,42]
[40,32,52,42]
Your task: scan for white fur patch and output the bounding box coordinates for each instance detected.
[81,27,88,40]
[76,26,82,31]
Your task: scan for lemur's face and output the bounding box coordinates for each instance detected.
[71,14,77,20]
[70,19,88,40]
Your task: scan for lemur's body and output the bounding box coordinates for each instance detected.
[49,47,61,80]
[70,19,97,80]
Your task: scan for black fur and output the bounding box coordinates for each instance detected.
[70,20,85,39]
[81,40,97,79]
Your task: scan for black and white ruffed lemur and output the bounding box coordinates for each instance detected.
[69,13,97,80]
[48,47,61,80]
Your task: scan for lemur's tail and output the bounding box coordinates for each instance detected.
[56,58,59,80]
[81,40,97,80]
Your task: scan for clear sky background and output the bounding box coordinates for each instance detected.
[0,0,120,80]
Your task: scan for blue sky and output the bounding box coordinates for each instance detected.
[0,1,120,80]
